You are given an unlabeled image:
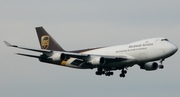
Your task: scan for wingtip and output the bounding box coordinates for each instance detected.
[4,41,12,46]
[4,41,17,47]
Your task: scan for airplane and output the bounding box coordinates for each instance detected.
[4,27,178,78]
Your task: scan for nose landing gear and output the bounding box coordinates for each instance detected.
[158,65,164,69]
[159,59,165,69]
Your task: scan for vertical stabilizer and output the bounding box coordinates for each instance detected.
[35,27,65,51]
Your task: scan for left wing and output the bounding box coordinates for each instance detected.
[16,53,41,58]
[4,41,52,53]
[4,41,134,65]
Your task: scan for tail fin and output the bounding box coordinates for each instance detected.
[35,27,65,51]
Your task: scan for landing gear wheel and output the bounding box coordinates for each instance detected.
[119,68,127,78]
[159,59,165,69]
[110,72,114,75]
[102,71,105,74]
[105,72,114,76]
[95,71,102,75]
[122,70,127,74]
[96,67,103,75]
[119,74,125,78]
[159,65,164,69]
[105,73,110,76]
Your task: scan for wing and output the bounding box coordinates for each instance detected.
[64,52,129,61]
[4,41,134,65]
[4,41,52,53]
[60,52,135,65]
[16,53,41,58]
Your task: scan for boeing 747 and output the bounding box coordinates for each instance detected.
[4,27,178,78]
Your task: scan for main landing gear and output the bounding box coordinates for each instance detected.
[119,68,127,78]
[95,67,128,78]
[95,68,114,76]
[159,59,164,69]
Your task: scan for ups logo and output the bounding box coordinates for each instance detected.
[41,35,50,49]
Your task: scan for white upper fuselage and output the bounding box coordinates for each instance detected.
[65,37,178,69]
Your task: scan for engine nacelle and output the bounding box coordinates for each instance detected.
[140,62,158,71]
[88,57,106,65]
[49,52,66,62]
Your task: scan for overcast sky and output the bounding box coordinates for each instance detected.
[0,0,180,97]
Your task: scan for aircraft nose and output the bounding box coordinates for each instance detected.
[162,42,178,56]
[171,44,178,53]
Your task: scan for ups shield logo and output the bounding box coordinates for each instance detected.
[41,35,50,49]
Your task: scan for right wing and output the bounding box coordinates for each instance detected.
[16,53,41,58]
[63,52,129,61]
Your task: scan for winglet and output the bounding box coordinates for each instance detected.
[4,41,17,47]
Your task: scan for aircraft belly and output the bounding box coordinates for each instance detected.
[104,59,136,68]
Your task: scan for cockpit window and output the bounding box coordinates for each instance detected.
[161,39,169,41]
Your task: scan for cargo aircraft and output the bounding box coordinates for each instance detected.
[4,27,178,78]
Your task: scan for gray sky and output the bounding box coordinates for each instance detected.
[0,0,180,97]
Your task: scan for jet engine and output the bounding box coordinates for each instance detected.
[88,57,106,65]
[49,52,66,62]
[140,62,158,71]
